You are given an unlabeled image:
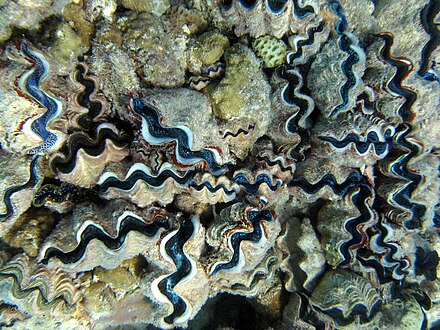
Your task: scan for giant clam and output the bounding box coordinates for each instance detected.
[0,0,439,329]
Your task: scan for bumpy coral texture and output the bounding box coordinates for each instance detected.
[0,0,439,329]
[252,35,287,68]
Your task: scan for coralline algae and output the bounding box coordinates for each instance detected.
[0,0,439,329]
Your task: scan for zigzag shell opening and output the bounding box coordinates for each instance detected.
[0,0,439,329]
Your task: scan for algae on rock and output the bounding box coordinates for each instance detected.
[119,0,170,16]
[118,12,186,88]
[188,31,229,72]
[48,2,95,65]
[209,44,271,159]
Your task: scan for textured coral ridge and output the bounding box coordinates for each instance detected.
[0,0,439,329]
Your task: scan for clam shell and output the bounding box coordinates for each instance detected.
[0,254,80,315]
[0,154,43,234]
[39,201,174,272]
[310,269,381,326]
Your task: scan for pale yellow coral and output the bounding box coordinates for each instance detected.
[197,31,229,65]
[119,0,170,16]
[83,281,114,316]
[3,210,57,257]
[168,4,207,35]
[94,267,138,293]
[118,12,186,87]
[63,2,94,44]
[207,43,272,160]
[189,31,229,71]
[210,44,269,121]
[49,3,95,65]
[252,35,287,68]
[49,24,85,66]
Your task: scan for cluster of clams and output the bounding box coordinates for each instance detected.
[0,0,439,329]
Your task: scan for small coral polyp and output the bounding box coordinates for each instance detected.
[0,0,439,329]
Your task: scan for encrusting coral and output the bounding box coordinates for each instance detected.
[209,44,272,160]
[0,0,439,329]
[188,30,229,72]
[252,35,287,68]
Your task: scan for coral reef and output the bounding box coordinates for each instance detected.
[252,35,287,68]
[0,0,70,43]
[209,44,271,160]
[0,0,439,329]
[118,12,187,88]
[188,31,229,72]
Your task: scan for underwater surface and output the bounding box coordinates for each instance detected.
[0,0,439,329]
